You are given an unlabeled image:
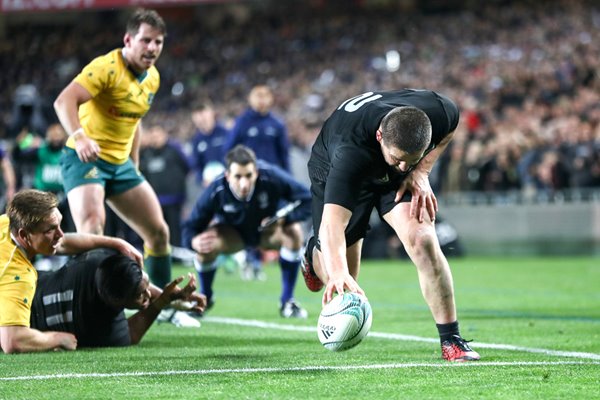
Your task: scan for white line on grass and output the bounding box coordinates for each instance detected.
[205,316,600,361]
[1,361,599,382]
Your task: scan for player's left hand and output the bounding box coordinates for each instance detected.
[395,169,437,223]
[165,273,207,312]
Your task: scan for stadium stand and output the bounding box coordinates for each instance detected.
[1,0,598,254]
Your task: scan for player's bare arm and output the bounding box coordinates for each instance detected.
[320,203,365,305]
[128,274,206,344]
[396,131,455,222]
[0,326,77,354]
[130,123,142,168]
[57,233,144,267]
[53,81,100,163]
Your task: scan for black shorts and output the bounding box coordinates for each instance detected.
[309,172,411,248]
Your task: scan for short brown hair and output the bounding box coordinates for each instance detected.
[225,145,257,170]
[127,8,167,36]
[8,189,59,233]
[380,106,432,154]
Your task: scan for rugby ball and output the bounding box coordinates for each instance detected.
[317,292,372,352]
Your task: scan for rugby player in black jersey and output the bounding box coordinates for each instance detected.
[302,89,480,361]
[30,248,206,347]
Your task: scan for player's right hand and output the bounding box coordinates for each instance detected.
[322,272,365,306]
[74,133,101,163]
[56,332,78,351]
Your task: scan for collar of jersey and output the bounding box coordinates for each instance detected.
[228,183,255,202]
[10,232,31,261]
[121,49,148,83]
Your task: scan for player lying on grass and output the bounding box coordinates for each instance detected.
[30,248,206,348]
[301,89,480,362]
[182,145,312,318]
[0,190,143,354]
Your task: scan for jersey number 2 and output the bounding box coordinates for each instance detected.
[337,92,382,112]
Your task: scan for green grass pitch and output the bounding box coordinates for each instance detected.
[1,256,599,399]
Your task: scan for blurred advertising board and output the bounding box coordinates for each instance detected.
[1,0,223,13]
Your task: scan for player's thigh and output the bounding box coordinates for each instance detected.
[66,183,106,223]
[347,239,363,280]
[61,147,105,195]
[259,222,304,250]
[280,222,304,249]
[382,201,435,246]
[311,187,375,249]
[61,148,107,222]
[212,225,245,254]
[107,181,167,237]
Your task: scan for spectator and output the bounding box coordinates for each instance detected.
[189,102,229,186]
[224,85,291,172]
[7,84,47,138]
[0,146,16,211]
[12,124,74,233]
[0,1,598,200]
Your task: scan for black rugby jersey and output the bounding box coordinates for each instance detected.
[308,89,459,210]
[30,249,130,347]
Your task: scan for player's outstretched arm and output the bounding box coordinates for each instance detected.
[127,274,206,344]
[320,204,365,305]
[0,326,77,354]
[57,234,144,268]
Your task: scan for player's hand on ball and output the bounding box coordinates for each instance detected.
[323,271,365,306]
[318,292,372,352]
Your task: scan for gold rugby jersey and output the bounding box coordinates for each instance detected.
[66,48,160,164]
[0,215,37,327]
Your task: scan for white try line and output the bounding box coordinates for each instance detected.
[1,361,599,382]
[2,317,599,383]
[205,316,600,361]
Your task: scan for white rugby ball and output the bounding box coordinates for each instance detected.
[317,292,373,352]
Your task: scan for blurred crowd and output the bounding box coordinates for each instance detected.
[1,0,599,205]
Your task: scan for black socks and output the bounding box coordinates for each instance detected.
[436,321,460,342]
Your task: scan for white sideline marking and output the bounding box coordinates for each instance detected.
[205,316,600,361]
[1,361,599,382]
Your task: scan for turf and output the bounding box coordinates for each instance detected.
[1,257,599,399]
